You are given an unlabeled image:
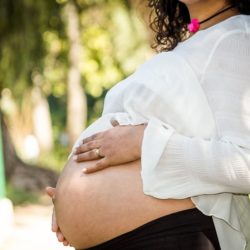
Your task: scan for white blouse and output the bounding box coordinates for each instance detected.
[72,15,250,250]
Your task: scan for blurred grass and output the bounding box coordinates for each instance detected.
[6,183,40,206]
[24,142,69,173]
[37,150,68,172]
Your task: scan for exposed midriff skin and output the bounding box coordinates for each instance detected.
[54,157,195,249]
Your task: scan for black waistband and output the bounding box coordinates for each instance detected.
[84,208,221,250]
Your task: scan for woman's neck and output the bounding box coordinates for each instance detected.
[186,1,239,30]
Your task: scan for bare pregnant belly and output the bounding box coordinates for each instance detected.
[55,158,195,249]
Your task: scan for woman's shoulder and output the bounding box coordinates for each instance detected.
[138,16,250,77]
[109,52,184,90]
[176,15,250,50]
[172,15,250,76]
[138,15,250,73]
[134,52,183,76]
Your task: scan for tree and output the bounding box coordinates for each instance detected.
[64,0,87,147]
[0,0,152,190]
[0,0,62,190]
[31,85,54,153]
[1,112,58,192]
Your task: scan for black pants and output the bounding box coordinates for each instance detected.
[84,208,221,250]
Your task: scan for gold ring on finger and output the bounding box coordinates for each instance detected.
[94,148,103,158]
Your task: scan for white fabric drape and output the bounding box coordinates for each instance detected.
[72,15,250,250]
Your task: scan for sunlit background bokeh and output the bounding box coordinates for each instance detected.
[0,0,153,249]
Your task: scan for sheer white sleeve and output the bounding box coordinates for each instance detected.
[138,32,250,199]
[141,120,250,199]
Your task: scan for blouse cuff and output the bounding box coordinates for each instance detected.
[141,117,199,199]
[141,117,174,172]
[141,117,174,197]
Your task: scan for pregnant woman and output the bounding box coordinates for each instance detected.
[47,0,250,249]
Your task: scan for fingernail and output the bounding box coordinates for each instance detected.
[73,155,77,161]
[73,148,77,154]
[82,168,87,173]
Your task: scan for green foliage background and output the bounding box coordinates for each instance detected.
[0,0,151,170]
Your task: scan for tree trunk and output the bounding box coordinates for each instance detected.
[1,112,58,192]
[65,0,87,148]
[31,86,54,154]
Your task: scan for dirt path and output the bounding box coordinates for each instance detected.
[1,203,74,250]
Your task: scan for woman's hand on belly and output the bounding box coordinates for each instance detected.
[72,122,147,173]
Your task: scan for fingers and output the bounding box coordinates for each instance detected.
[63,240,70,246]
[52,208,70,246]
[56,230,69,245]
[73,147,104,162]
[82,132,102,144]
[52,207,59,232]
[110,118,120,127]
[56,231,64,241]
[56,231,69,246]
[74,139,101,155]
[82,158,109,174]
[45,187,56,198]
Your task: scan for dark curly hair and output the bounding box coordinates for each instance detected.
[148,0,250,52]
